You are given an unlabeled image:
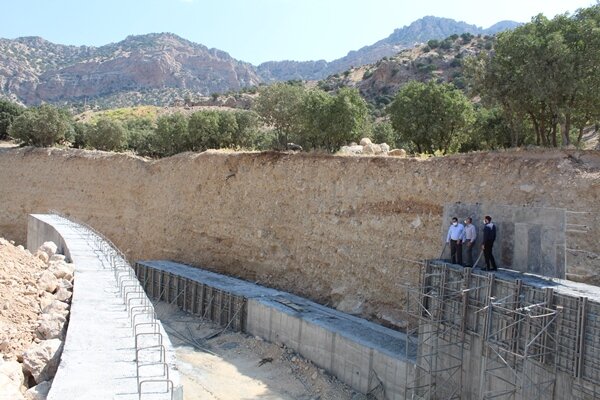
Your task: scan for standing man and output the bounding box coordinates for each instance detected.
[463,217,477,267]
[446,217,464,265]
[481,215,497,271]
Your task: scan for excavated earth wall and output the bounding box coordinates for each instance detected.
[0,147,598,323]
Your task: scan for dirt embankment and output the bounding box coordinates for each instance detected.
[0,147,598,323]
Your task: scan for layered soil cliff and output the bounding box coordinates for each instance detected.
[0,148,598,324]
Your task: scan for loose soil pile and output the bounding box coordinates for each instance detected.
[0,238,46,359]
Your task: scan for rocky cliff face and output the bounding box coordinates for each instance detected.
[0,33,260,105]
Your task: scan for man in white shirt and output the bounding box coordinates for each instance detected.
[446,217,464,265]
[463,217,477,267]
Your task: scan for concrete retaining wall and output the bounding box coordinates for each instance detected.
[28,214,183,400]
[135,260,416,399]
[442,203,566,278]
[417,260,600,399]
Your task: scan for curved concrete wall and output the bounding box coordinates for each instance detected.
[27,214,183,400]
[2,148,599,321]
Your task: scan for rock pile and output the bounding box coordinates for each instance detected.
[0,238,74,400]
[339,138,406,156]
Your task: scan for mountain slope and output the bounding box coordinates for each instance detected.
[0,33,260,105]
[0,17,519,107]
[257,16,519,82]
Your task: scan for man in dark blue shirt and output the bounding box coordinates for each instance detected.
[481,215,497,271]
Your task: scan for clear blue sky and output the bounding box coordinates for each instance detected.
[1,0,595,65]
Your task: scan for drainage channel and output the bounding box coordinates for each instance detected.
[135,260,416,399]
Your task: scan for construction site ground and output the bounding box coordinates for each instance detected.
[155,301,360,400]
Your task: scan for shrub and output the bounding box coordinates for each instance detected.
[440,40,452,50]
[86,117,128,151]
[461,33,474,44]
[372,120,396,148]
[427,39,440,49]
[126,118,156,156]
[0,99,24,140]
[153,113,189,157]
[9,105,73,147]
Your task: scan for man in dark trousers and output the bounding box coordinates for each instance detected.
[481,215,497,271]
[446,217,464,265]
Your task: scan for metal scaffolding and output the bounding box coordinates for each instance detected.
[403,261,565,400]
[478,286,562,399]
[404,262,474,400]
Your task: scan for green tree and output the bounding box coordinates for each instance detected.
[153,113,188,157]
[86,117,128,151]
[296,88,333,149]
[460,106,516,152]
[9,105,73,147]
[126,118,156,156]
[72,122,89,149]
[388,81,474,154]
[217,112,238,148]
[427,39,440,49]
[465,6,600,147]
[0,99,24,140]
[232,110,261,149]
[254,82,306,148]
[325,88,371,151]
[188,111,220,151]
[372,120,396,148]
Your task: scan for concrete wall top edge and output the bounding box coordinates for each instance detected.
[430,260,600,303]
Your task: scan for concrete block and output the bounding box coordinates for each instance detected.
[527,224,542,274]
[331,334,372,392]
[298,320,336,371]
[372,348,412,399]
[246,299,272,340]
[443,204,566,278]
[268,308,302,350]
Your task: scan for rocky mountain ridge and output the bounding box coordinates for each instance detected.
[0,16,519,107]
[257,16,519,82]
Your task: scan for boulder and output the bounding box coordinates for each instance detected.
[380,143,390,153]
[37,271,58,294]
[0,374,25,400]
[25,380,51,400]
[388,148,407,157]
[339,145,363,155]
[48,262,74,281]
[39,293,55,312]
[49,254,66,262]
[359,137,372,146]
[363,143,383,154]
[22,339,62,383]
[34,251,49,265]
[55,287,72,302]
[38,242,58,259]
[42,301,69,317]
[0,358,25,388]
[56,279,73,291]
[36,313,66,340]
